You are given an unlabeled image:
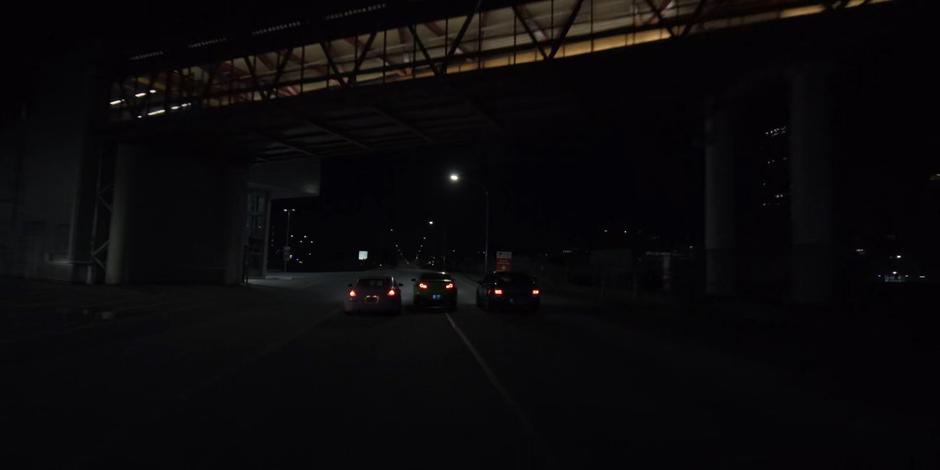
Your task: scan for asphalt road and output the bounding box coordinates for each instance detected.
[1,269,936,468]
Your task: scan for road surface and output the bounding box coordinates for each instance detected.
[1,269,935,468]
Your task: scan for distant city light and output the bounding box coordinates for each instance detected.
[429,220,434,225]
[892,271,898,275]
[896,255,902,259]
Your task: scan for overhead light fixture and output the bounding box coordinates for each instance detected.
[134,92,147,98]
[147,109,166,116]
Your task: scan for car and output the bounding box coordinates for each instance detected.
[345,276,403,314]
[476,271,541,312]
[412,272,458,310]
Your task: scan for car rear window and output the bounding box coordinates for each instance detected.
[357,278,390,287]
[495,273,533,284]
[419,272,450,280]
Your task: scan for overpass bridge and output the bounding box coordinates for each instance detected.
[0,0,914,303]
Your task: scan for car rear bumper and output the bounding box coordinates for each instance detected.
[413,293,457,307]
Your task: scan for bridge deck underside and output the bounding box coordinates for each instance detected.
[107,0,900,161]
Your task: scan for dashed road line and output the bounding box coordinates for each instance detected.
[445,312,557,468]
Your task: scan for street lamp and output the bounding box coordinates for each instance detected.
[449,172,489,276]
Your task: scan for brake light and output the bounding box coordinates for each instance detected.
[445,283,454,289]
[494,288,504,296]
[532,289,540,296]
[348,290,357,297]
[387,289,396,297]
[418,282,429,289]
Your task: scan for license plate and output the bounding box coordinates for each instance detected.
[432,294,442,300]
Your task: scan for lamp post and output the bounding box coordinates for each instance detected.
[449,172,489,276]
[283,208,295,272]
[428,219,449,269]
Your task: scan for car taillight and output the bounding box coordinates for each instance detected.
[418,282,429,289]
[348,290,357,297]
[445,283,454,289]
[387,289,396,296]
[494,288,504,296]
[532,289,540,296]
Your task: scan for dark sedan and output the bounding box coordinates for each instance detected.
[475,272,540,312]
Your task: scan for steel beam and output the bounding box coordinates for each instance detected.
[549,0,586,59]
[512,4,548,60]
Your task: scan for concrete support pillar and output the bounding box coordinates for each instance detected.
[222,162,249,285]
[261,192,272,278]
[105,144,251,285]
[705,104,736,296]
[789,67,835,303]
[105,145,136,285]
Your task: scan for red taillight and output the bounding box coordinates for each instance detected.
[493,288,504,296]
[532,289,540,296]
[418,282,429,290]
[387,289,396,297]
[445,283,454,289]
[348,290,357,297]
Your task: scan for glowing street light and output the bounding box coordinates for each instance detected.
[450,173,460,182]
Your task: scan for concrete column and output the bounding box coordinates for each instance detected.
[222,162,249,285]
[789,66,835,303]
[105,145,137,285]
[261,191,272,278]
[705,103,736,296]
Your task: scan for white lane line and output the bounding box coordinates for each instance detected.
[446,312,557,468]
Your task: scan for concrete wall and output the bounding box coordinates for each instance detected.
[106,144,249,284]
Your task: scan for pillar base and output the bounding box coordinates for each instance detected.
[706,248,735,297]
[791,243,834,304]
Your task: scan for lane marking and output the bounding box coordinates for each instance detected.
[445,312,557,468]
